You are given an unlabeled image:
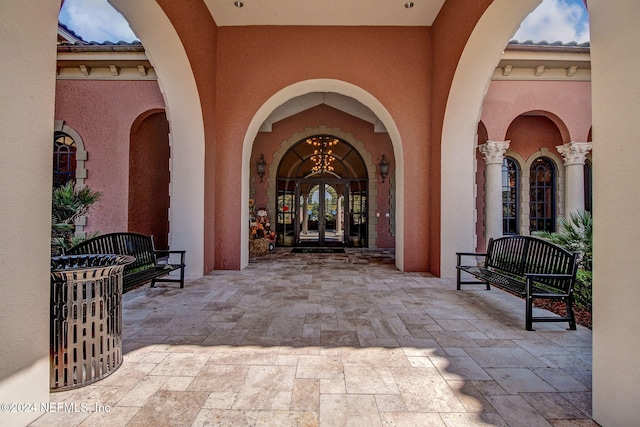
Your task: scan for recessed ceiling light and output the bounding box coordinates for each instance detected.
[234,1,244,8]
[405,2,414,8]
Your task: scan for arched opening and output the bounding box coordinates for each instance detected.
[241,79,404,269]
[128,110,170,250]
[274,135,369,247]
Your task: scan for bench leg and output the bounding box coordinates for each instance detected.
[456,268,491,291]
[525,278,534,331]
[566,297,577,330]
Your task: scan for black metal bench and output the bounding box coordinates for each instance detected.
[456,235,578,331]
[66,232,186,292]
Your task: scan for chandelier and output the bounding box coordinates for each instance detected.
[307,136,339,173]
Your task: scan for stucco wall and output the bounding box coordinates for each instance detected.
[129,110,170,249]
[0,3,60,426]
[481,80,592,142]
[55,80,165,235]
[590,1,640,425]
[213,26,430,270]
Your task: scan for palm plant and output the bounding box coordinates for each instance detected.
[534,209,592,270]
[52,181,102,255]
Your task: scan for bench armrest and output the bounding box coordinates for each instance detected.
[456,252,486,266]
[154,249,186,265]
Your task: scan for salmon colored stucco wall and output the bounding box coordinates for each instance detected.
[429,0,494,276]
[54,80,165,235]
[481,80,592,142]
[157,0,218,272]
[506,115,564,161]
[129,111,170,250]
[214,26,430,270]
[251,104,396,249]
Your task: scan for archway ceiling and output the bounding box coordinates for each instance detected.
[204,0,445,27]
[260,92,388,133]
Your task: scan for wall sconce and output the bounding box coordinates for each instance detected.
[379,154,390,183]
[256,153,266,183]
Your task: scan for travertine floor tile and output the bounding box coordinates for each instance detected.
[232,365,296,410]
[33,249,594,427]
[319,394,381,427]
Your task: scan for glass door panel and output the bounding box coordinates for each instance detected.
[323,183,343,245]
[299,183,320,245]
[276,180,296,246]
[348,180,367,247]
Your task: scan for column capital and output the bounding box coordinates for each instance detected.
[478,140,510,164]
[556,141,593,166]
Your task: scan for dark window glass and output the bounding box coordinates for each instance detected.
[584,161,592,214]
[53,132,76,187]
[502,157,518,234]
[529,157,556,232]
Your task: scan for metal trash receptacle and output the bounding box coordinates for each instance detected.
[50,254,134,391]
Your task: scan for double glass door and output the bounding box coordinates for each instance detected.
[299,181,344,246]
[276,178,367,247]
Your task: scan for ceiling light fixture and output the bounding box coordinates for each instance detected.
[234,1,244,8]
[307,136,338,174]
[405,2,414,9]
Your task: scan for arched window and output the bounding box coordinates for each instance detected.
[529,157,556,232]
[502,157,519,234]
[53,131,76,187]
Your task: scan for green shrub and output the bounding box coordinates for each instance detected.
[574,269,592,310]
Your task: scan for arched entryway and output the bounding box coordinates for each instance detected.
[276,135,369,247]
[128,110,170,249]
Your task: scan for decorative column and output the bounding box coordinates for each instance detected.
[478,140,510,242]
[557,142,592,217]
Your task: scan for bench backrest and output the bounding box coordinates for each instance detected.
[66,232,158,273]
[486,236,578,292]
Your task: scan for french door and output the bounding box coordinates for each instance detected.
[276,178,367,247]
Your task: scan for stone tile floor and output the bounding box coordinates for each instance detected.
[33,249,596,426]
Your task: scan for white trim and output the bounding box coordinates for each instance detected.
[53,120,89,236]
[111,0,205,276]
[440,0,541,278]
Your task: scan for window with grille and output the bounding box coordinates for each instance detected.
[502,157,518,234]
[529,157,556,232]
[53,131,77,187]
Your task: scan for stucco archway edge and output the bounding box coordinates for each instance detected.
[110,0,205,277]
[241,79,405,271]
[440,0,541,278]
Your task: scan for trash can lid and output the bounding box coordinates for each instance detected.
[51,254,135,272]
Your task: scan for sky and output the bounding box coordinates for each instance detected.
[59,0,590,44]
